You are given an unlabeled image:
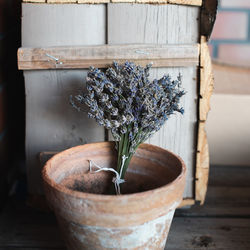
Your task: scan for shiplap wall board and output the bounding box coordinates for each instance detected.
[22,3,106,193]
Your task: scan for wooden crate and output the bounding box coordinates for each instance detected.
[18,0,217,206]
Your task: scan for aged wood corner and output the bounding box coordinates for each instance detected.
[195,0,217,205]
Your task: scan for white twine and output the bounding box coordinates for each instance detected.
[89,155,128,195]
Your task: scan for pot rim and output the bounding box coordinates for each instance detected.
[42,142,186,202]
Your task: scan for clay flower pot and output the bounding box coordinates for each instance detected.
[42,142,186,250]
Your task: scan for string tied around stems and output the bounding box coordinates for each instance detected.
[89,155,128,195]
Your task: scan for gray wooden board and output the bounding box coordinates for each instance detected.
[108,3,199,198]
[22,4,107,47]
[22,3,106,194]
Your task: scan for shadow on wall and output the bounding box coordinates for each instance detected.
[0,0,25,206]
[207,0,250,166]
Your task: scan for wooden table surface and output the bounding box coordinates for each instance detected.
[0,165,250,250]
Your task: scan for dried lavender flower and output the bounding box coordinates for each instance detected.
[71,61,185,180]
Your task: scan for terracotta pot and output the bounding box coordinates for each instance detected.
[42,142,186,250]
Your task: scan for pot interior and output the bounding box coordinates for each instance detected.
[46,143,184,195]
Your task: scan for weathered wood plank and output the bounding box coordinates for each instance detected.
[195,36,214,204]
[22,0,202,6]
[167,218,250,250]
[18,44,200,70]
[108,4,199,45]
[108,3,199,198]
[195,121,209,204]
[22,3,106,194]
[168,0,201,5]
[199,36,214,122]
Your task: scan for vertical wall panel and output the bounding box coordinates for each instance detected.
[108,3,199,198]
[22,3,106,193]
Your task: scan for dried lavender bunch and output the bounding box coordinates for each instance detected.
[72,61,185,179]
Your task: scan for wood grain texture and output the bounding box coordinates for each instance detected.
[22,3,106,194]
[195,36,214,204]
[108,4,199,45]
[18,44,200,70]
[199,36,214,122]
[195,121,209,204]
[22,0,202,5]
[108,3,199,198]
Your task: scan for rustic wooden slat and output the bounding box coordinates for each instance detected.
[135,0,202,5]
[179,198,195,207]
[22,0,202,6]
[195,121,209,204]
[18,44,200,70]
[199,36,214,122]
[195,36,214,204]
[168,0,201,5]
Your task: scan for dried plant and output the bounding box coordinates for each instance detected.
[71,61,185,182]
